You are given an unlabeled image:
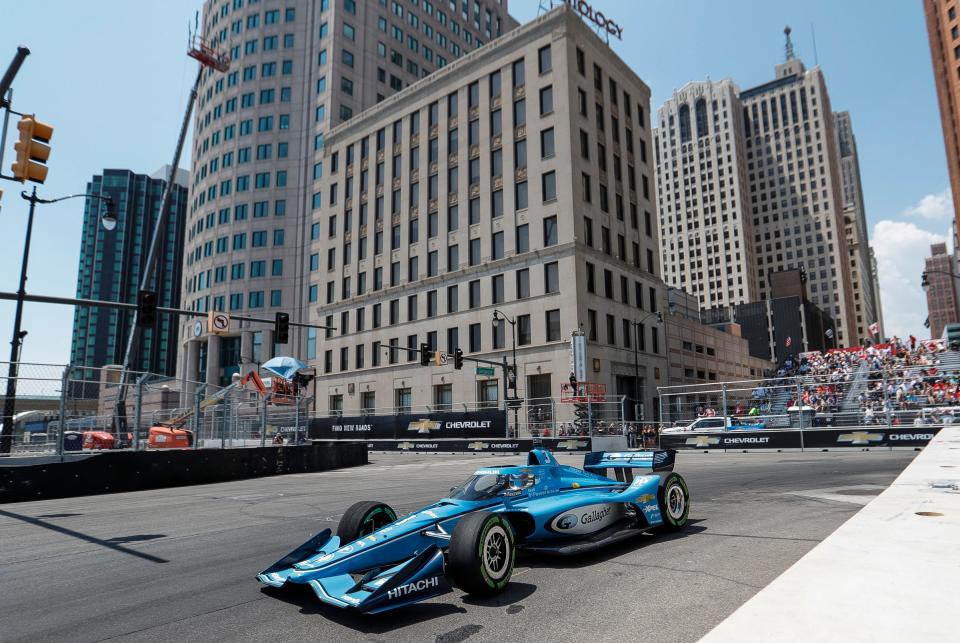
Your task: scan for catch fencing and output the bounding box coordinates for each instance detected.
[0,362,312,457]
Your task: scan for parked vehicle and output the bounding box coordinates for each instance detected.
[661,416,766,433]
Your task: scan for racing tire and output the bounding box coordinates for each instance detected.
[336,501,397,543]
[657,472,690,531]
[447,512,515,595]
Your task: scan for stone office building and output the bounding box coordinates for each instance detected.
[306,5,668,418]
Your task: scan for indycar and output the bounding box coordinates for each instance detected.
[257,448,689,613]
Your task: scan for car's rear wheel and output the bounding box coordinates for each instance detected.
[337,501,397,543]
[657,473,690,530]
[447,512,515,595]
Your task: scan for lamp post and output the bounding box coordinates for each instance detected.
[492,310,517,393]
[0,189,115,453]
[630,311,663,422]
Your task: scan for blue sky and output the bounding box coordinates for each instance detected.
[0,0,950,366]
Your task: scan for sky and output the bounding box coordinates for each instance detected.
[0,0,951,367]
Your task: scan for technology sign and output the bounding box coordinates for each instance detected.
[566,0,623,40]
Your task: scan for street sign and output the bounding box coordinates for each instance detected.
[434,351,448,366]
[475,367,495,376]
[207,310,230,335]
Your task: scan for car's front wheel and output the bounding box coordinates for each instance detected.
[657,472,690,530]
[337,501,397,543]
[447,512,515,595]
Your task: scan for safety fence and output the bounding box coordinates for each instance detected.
[657,360,960,433]
[0,362,312,457]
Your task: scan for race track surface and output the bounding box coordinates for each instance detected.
[0,450,916,642]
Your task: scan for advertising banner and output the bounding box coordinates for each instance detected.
[660,430,802,450]
[309,409,507,440]
[661,427,941,450]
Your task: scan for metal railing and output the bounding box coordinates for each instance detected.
[0,362,312,457]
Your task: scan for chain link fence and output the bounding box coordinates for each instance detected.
[0,362,312,456]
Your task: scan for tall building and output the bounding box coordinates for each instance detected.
[924,0,960,230]
[181,0,518,387]
[834,111,883,342]
[70,167,188,376]
[925,242,959,338]
[655,79,758,310]
[306,6,668,417]
[654,32,866,347]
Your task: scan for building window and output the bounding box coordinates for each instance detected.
[539,86,553,115]
[545,309,560,341]
[541,127,555,159]
[478,381,499,408]
[469,323,481,352]
[434,384,453,410]
[361,391,376,412]
[544,261,559,293]
[537,45,551,74]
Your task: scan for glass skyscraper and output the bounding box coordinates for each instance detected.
[70,167,188,376]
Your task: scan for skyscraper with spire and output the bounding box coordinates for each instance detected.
[655,27,872,346]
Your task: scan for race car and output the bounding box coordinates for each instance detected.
[257,448,689,613]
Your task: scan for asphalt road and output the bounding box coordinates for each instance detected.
[0,450,917,642]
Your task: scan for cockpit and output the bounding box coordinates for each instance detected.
[447,471,538,501]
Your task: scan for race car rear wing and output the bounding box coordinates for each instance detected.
[583,449,676,482]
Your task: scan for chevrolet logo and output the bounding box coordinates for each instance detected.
[408,419,440,433]
[638,493,655,503]
[467,441,488,450]
[397,441,416,450]
[686,435,721,447]
[557,439,588,450]
[837,431,884,445]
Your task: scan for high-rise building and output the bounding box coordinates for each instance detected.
[925,242,959,338]
[834,111,883,342]
[70,167,188,376]
[181,0,518,387]
[655,79,758,310]
[306,6,667,418]
[654,33,866,347]
[923,0,960,230]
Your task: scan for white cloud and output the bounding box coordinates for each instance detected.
[900,188,953,220]
[871,220,948,340]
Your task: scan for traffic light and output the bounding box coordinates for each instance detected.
[136,290,158,327]
[453,348,464,370]
[11,115,53,183]
[419,342,430,366]
[275,312,290,344]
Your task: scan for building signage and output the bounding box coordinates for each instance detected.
[566,0,623,40]
[570,331,586,382]
[310,409,507,440]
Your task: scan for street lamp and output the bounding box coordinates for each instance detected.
[0,188,115,453]
[492,309,517,392]
[631,311,663,422]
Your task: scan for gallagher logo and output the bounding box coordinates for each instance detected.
[837,431,884,445]
[556,515,578,529]
[408,419,441,433]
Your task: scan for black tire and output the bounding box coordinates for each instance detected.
[657,472,690,531]
[337,501,397,543]
[447,512,515,595]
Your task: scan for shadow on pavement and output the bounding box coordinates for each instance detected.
[0,509,169,564]
[520,519,707,570]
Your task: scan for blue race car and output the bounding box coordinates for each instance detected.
[257,448,689,613]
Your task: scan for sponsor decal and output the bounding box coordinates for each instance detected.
[446,420,492,429]
[549,503,624,534]
[341,595,361,605]
[641,504,660,516]
[475,469,500,475]
[889,433,934,441]
[837,431,884,445]
[397,441,439,450]
[339,545,354,554]
[468,441,488,451]
[686,435,721,448]
[408,419,441,433]
[723,436,770,445]
[468,441,521,450]
[331,423,373,433]
[386,575,440,600]
[638,494,655,503]
[398,442,415,450]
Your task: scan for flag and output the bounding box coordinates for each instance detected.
[869,322,880,336]
[924,317,930,329]
[785,336,792,347]
[825,328,834,339]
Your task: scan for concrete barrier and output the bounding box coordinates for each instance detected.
[0,443,368,503]
[702,426,960,642]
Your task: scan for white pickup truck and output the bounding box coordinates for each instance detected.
[662,416,766,433]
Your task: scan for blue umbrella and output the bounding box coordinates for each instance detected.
[261,356,308,381]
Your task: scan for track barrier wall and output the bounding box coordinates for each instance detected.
[0,442,368,503]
